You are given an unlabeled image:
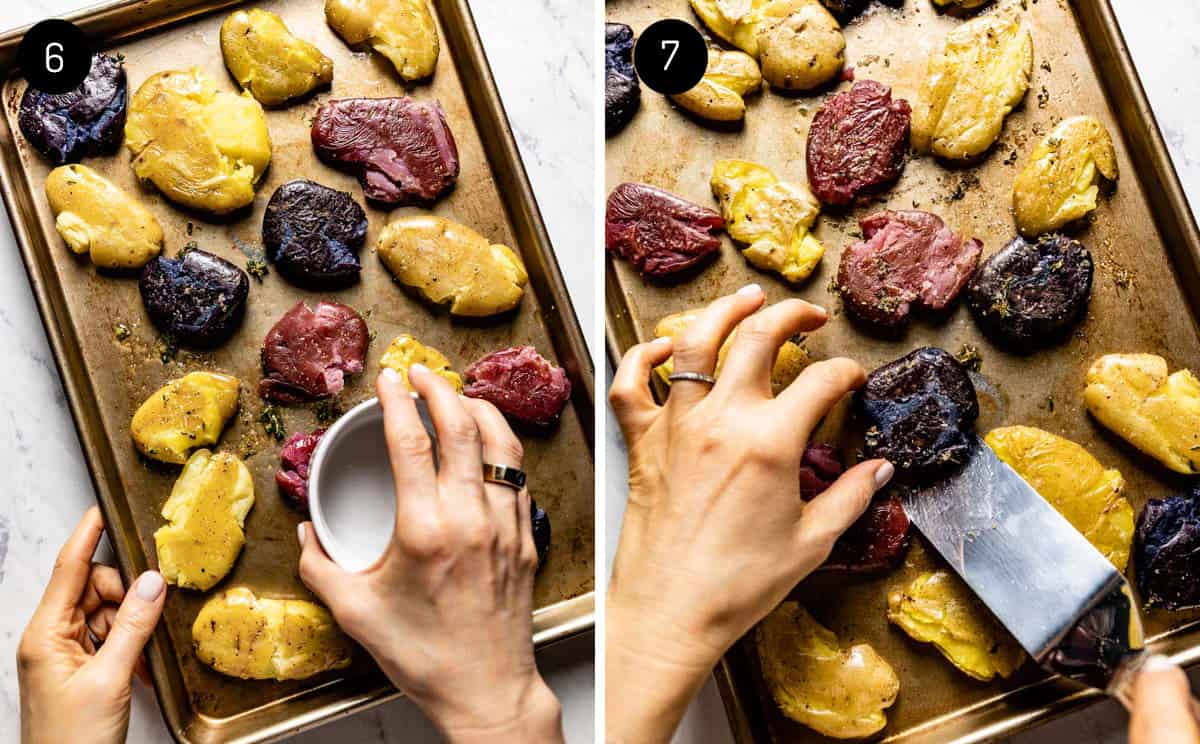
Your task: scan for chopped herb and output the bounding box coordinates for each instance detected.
[246,258,268,281]
[113,323,130,341]
[1004,149,1019,166]
[313,399,342,424]
[1113,268,1132,289]
[179,240,199,257]
[186,222,194,236]
[955,344,983,371]
[158,333,178,364]
[368,328,378,343]
[1037,87,1050,109]
[259,404,286,441]
[1040,60,1052,73]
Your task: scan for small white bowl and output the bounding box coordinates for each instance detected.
[307,394,437,572]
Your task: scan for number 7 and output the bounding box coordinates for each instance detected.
[661,39,679,70]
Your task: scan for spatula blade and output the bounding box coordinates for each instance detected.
[902,435,1124,662]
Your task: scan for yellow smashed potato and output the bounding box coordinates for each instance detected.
[1013,115,1118,237]
[131,372,240,464]
[193,587,353,679]
[986,426,1133,570]
[757,602,899,739]
[888,571,1025,681]
[689,0,844,91]
[377,215,527,317]
[911,9,1032,160]
[155,450,254,591]
[670,48,761,122]
[379,334,463,392]
[325,0,438,81]
[1084,353,1200,474]
[711,159,825,282]
[125,69,271,214]
[44,164,162,270]
[653,309,808,395]
[220,9,333,106]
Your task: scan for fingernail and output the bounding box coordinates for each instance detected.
[874,461,895,489]
[736,283,762,297]
[135,570,164,601]
[380,367,400,384]
[811,304,828,318]
[651,336,672,347]
[410,363,429,377]
[1142,654,1177,673]
[297,523,307,548]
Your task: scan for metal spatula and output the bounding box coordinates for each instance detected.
[902,435,1148,706]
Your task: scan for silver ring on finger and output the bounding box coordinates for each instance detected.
[482,463,526,490]
[668,371,717,386]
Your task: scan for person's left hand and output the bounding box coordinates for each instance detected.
[18,506,166,744]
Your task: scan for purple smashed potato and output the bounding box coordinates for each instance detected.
[19,53,126,164]
[1135,490,1200,611]
[139,249,249,348]
[262,180,367,288]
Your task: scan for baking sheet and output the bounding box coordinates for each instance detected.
[604,0,1200,741]
[0,0,594,741]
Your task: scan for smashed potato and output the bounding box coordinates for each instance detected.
[711,159,825,282]
[911,9,1032,160]
[125,69,271,214]
[155,449,254,591]
[193,587,352,679]
[670,48,761,122]
[131,372,240,464]
[379,334,463,392]
[45,164,162,270]
[325,0,438,81]
[986,426,1133,570]
[888,571,1025,681]
[653,309,808,394]
[756,602,899,739]
[1013,115,1118,236]
[220,9,333,106]
[1084,353,1200,474]
[377,215,527,317]
[689,0,844,91]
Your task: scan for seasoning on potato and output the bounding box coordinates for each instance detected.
[690,0,845,92]
[1083,353,1200,474]
[377,215,527,317]
[325,0,439,81]
[669,48,761,122]
[220,8,333,107]
[756,601,899,739]
[192,587,353,679]
[131,371,240,464]
[911,8,1032,160]
[652,307,809,395]
[887,570,1026,681]
[44,164,162,270]
[710,159,825,283]
[1013,115,1118,236]
[125,68,272,214]
[379,334,463,392]
[985,426,1133,570]
[155,449,254,591]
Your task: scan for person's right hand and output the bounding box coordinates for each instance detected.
[296,364,562,744]
[606,285,895,743]
[1130,655,1200,744]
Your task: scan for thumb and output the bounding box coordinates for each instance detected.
[1130,655,1200,744]
[296,523,352,610]
[93,571,165,679]
[794,459,893,574]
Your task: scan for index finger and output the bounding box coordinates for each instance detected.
[40,507,105,618]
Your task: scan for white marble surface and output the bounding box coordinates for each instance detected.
[0,0,595,742]
[604,2,1200,744]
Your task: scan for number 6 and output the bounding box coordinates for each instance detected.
[45,42,64,74]
[661,39,679,70]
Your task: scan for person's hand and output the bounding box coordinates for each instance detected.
[1130,655,1200,744]
[297,364,563,744]
[606,285,894,743]
[18,507,166,744]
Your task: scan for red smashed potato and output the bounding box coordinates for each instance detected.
[464,346,572,427]
[837,210,982,330]
[276,428,325,508]
[259,301,369,404]
[605,182,724,277]
[311,97,459,205]
[800,443,911,572]
[806,80,911,206]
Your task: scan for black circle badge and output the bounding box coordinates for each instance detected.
[633,19,708,96]
[18,19,93,94]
